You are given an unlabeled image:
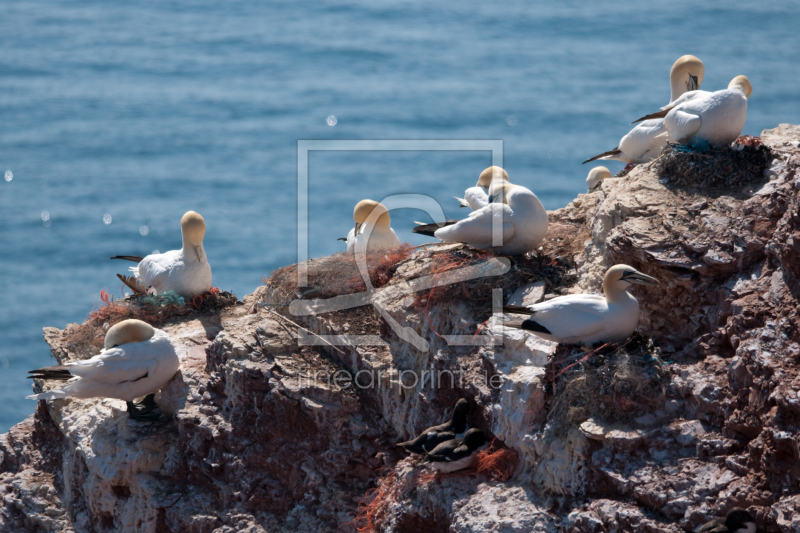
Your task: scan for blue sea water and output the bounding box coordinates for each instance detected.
[1,0,799,433]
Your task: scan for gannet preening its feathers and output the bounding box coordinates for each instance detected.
[696,508,756,533]
[583,55,705,165]
[111,211,212,299]
[424,429,488,473]
[27,319,180,421]
[397,398,470,454]
[633,76,752,147]
[414,182,548,255]
[342,199,401,253]
[504,265,659,346]
[586,166,612,192]
[455,166,509,210]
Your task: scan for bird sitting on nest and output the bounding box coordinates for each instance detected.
[397,398,470,454]
[423,428,488,473]
[111,211,212,299]
[695,508,756,533]
[27,319,180,422]
[413,181,548,256]
[503,264,659,346]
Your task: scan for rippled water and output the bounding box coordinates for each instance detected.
[1,0,798,432]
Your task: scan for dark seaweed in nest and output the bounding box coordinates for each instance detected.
[539,333,669,435]
[655,140,773,193]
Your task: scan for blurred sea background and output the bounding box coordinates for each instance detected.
[1,0,799,432]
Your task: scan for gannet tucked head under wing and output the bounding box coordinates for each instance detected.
[696,508,756,533]
[635,75,752,147]
[584,55,705,165]
[28,319,181,421]
[424,428,488,473]
[110,210,212,299]
[343,199,401,253]
[426,181,548,255]
[456,166,510,210]
[397,398,470,454]
[586,166,612,191]
[503,264,659,346]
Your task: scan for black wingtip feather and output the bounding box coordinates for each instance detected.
[583,148,622,164]
[521,319,552,335]
[412,220,458,237]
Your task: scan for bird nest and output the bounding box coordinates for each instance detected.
[263,244,415,306]
[64,288,238,354]
[410,249,574,333]
[347,442,518,532]
[655,136,773,194]
[536,333,669,435]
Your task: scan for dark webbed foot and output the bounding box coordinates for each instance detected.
[126,393,162,422]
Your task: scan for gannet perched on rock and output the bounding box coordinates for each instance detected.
[424,429,488,473]
[584,55,705,164]
[504,265,659,346]
[586,166,612,192]
[111,211,212,299]
[633,76,752,147]
[27,319,180,421]
[455,166,509,210]
[696,508,756,533]
[397,398,470,454]
[413,182,549,256]
[339,199,401,253]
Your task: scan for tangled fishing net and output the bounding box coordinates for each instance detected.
[656,135,773,192]
[65,287,238,353]
[348,441,518,532]
[263,244,414,306]
[534,333,669,435]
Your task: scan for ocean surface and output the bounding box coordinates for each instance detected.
[1,0,798,433]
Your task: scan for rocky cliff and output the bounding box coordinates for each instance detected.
[1,125,799,533]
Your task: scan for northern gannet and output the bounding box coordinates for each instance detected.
[584,55,705,164]
[586,166,612,192]
[424,429,488,473]
[504,264,659,346]
[633,76,752,147]
[696,508,756,533]
[413,182,549,256]
[397,398,470,454]
[455,166,509,210]
[111,211,212,299]
[27,319,180,421]
[339,199,401,253]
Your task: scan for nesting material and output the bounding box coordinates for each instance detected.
[349,468,399,533]
[264,244,414,305]
[537,333,668,435]
[655,136,773,192]
[65,287,237,353]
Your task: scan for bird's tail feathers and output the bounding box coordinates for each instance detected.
[110,255,144,263]
[631,109,669,124]
[117,274,147,295]
[583,148,621,164]
[28,366,73,381]
[502,305,534,315]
